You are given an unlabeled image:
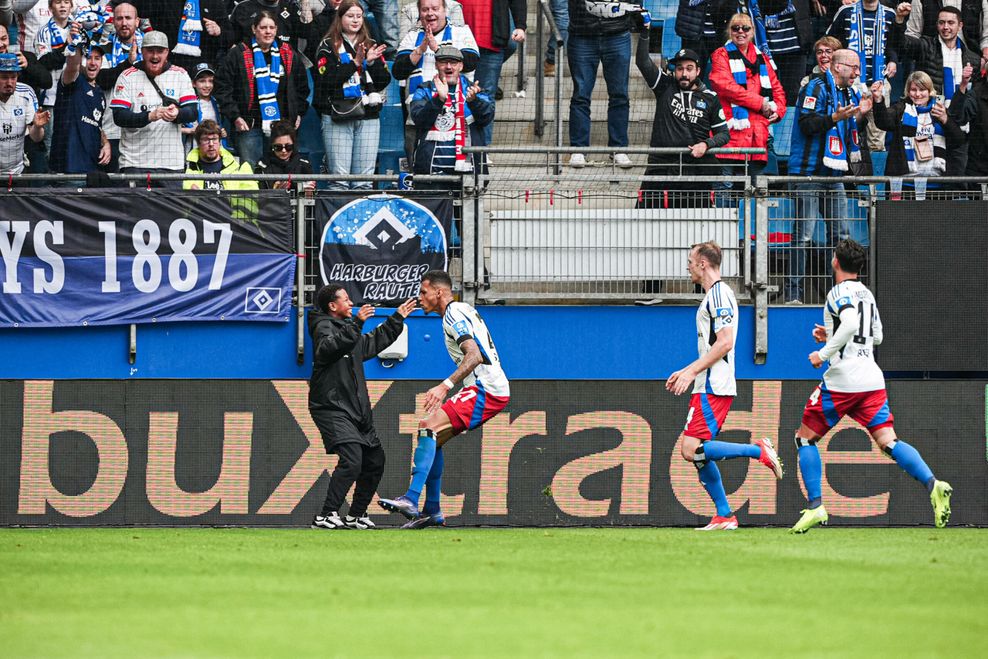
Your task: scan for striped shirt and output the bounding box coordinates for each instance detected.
[442,301,510,397]
[693,280,738,396]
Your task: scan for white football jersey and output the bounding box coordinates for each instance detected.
[34,20,69,105]
[818,280,886,392]
[0,83,38,174]
[110,65,196,171]
[693,280,738,396]
[442,301,510,397]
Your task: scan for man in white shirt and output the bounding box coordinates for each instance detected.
[109,30,196,186]
[0,52,47,174]
[665,241,783,531]
[790,239,953,533]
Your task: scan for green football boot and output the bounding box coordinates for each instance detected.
[930,480,952,528]
[790,505,828,534]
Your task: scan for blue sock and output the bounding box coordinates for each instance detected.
[702,440,761,461]
[404,429,436,506]
[422,447,444,515]
[798,444,823,509]
[889,440,935,491]
[697,461,732,517]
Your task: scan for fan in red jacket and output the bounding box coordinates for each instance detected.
[708,11,786,191]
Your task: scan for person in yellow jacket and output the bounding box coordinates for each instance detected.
[184,119,260,224]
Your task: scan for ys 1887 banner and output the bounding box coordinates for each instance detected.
[0,190,296,327]
[316,193,452,305]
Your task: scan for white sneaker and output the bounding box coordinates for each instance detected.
[569,152,586,168]
[344,514,377,530]
[311,511,345,530]
[612,153,633,169]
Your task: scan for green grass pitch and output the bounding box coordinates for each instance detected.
[2,527,986,657]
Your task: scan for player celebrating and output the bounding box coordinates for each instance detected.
[379,270,510,529]
[667,242,783,531]
[791,239,952,533]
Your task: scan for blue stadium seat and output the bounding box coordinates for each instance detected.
[660,17,682,58]
[377,69,406,179]
[771,107,797,162]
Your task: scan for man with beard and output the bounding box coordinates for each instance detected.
[50,37,110,180]
[95,3,144,171]
[110,31,197,186]
[0,53,47,175]
[635,46,729,209]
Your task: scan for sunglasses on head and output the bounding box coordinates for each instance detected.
[731,25,753,33]
[272,143,294,152]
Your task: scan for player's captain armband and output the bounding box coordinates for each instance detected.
[452,319,472,337]
[714,307,734,319]
[802,95,817,110]
[836,296,853,310]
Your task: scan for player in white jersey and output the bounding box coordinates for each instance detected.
[666,241,783,531]
[109,31,196,183]
[791,239,952,533]
[0,55,47,174]
[380,269,510,528]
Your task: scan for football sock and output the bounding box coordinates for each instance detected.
[887,440,935,491]
[702,440,761,461]
[798,444,823,509]
[404,429,437,506]
[422,447,444,515]
[697,461,732,518]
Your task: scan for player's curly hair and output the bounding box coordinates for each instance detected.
[834,239,866,274]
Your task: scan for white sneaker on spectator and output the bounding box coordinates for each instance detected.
[569,153,586,168]
[612,153,633,169]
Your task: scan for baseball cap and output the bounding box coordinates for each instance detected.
[0,53,22,73]
[669,48,701,65]
[194,62,215,79]
[434,45,463,62]
[142,31,169,49]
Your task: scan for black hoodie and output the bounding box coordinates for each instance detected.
[307,307,405,448]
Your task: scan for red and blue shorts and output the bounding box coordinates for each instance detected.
[442,385,510,436]
[801,384,894,437]
[683,393,734,441]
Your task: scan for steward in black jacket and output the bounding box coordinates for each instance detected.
[307,284,416,529]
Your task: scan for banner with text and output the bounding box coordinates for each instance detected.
[0,190,295,327]
[2,379,983,527]
[316,193,452,305]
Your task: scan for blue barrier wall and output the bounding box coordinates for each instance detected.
[0,306,823,380]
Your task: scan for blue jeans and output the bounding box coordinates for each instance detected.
[545,0,569,64]
[475,48,505,146]
[235,127,266,170]
[785,181,851,302]
[362,0,399,53]
[567,32,631,148]
[321,114,380,190]
[713,160,766,207]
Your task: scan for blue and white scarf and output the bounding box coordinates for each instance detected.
[745,0,775,63]
[338,40,365,99]
[725,40,773,130]
[847,2,886,85]
[902,100,946,174]
[940,37,963,103]
[105,31,144,67]
[253,39,283,135]
[174,0,203,57]
[821,70,862,172]
[44,17,68,50]
[406,23,453,101]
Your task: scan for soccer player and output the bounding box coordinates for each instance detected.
[378,270,510,529]
[666,241,784,531]
[790,239,952,533]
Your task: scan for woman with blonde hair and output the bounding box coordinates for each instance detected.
[313,0,392,190]
[871,70,969,178]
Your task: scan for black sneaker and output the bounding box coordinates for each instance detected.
[344,514,376,530]
[311,511,345,530]
[401,512,447,529]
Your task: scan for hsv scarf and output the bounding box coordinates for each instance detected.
[847,2,886,85]
[174,0,203,57]
[821,70,862,172]
[253,39,284,135]
[940,37,963,102]
[338,40,366,99]
[43,18,68,51]
[426,75,475,172]
[725,41,773,130]
[902,100,946,174]
[406,24,454,101]
[107,31,144,66]
[746,0,775,63]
